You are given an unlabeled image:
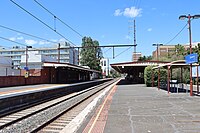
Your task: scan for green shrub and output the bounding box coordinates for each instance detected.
[144,66,167,87]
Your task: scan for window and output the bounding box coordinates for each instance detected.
[104,60,106,66]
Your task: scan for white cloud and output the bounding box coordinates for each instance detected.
[17,36,24,40]
[50,39,57,42]
[114,9,122,16]
[101,35,105,38]
[9,37,16,41]
[147,28,152,32]
[59,38,65,42]
[125,35,131,40]
[38,40,51,45]
[114,6,142,18]
[152,8,156,10]
[25,39,37,45]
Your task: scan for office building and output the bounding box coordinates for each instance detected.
[0,42,78,69]
[152,43,200,59]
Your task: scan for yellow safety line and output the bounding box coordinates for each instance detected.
[0,84,64,95]
[88,85,117,133]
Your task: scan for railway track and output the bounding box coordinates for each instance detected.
[0,78,119,133]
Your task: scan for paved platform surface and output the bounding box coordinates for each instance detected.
[103,80,200,133]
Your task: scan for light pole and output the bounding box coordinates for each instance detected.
[152,43,163,90]
[25,46,32,71]
[58,43,60,63]
[152,43,163,61]
[179,14,200,96]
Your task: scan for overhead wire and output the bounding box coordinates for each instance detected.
[33,0,83,38]
[0,36,27,47]
[0,35,62,61]
[115,46,132,58]
[0,35,54,52]
[0,24,57,44]
[10,0,76,46]
[164,23,188,45]
[103,47,111,54]
[0,35,70,62]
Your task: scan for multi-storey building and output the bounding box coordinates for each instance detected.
[152,43,199,59]
[132,52,142,62]
[0,42,78,69]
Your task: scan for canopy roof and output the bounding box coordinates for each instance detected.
[152,60,198,69]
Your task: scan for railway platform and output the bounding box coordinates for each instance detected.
[79,79,200,133]
[0,79,111,117]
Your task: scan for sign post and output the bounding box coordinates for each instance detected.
[185,53,198,96]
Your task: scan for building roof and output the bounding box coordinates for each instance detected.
[111,60,169,73]
[152,60,198,69]
[43,62,100,73]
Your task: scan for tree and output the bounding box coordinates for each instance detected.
[138,55,152,61]
[80,37,103,71]
[144,66,157,87]
[193,43,200,63]
[144,65,168,87]
[110,68,121,78]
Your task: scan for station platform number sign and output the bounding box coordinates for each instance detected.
[24,71,29,78]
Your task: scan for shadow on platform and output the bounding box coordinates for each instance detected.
[160,87,190,93]
[117,79,144,85]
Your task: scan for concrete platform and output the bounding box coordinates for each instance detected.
[103,80,200,133]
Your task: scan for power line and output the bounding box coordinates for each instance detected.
[115,46,132,58]
[137,0,142,9]
[0,24,57,44]
[103,47,111,54]
[0,36,50,62]
[0,36,27,47]
[0,35,61,61]
[33,0,83,38]
[164,23,187,45]
[10,0,76,46]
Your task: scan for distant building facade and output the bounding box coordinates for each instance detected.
[152,43,199,59]
[132,52,142,62]
[0,56,20,76]
[100,58,109,77]
[20,51,57,70]
[0,42,78,69]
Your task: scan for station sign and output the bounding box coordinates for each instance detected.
[24,66,29,71]
[185,53,198,64]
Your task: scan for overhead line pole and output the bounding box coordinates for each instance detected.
[133,19,137,61]
[58,43,60,63]
[59,44,134,49]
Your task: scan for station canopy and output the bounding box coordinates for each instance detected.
[111,61,169,73]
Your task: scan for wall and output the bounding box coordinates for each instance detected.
[0,68,52,87]
[0,67,92,87]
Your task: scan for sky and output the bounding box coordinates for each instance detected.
[0,0,200,65]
